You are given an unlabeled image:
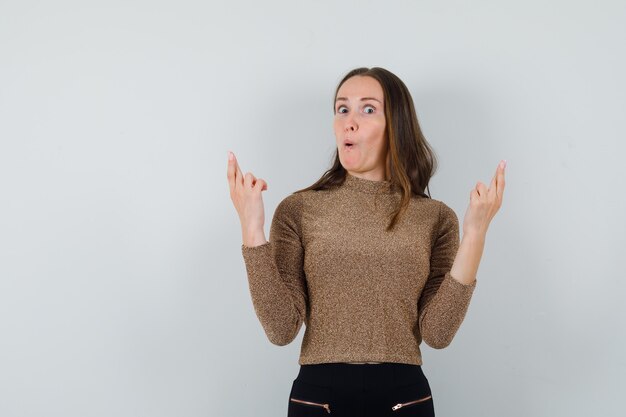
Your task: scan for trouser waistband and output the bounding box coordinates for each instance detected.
[296,362,426,391]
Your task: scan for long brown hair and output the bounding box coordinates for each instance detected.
[293,66,439,232]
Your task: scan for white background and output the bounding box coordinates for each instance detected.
[1,1,624,416]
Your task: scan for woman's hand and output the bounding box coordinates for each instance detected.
[461,160,506,239]
[227,151,268,235]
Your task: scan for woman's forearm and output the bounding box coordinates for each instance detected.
[449,232,485,285]
[242,227,268,248]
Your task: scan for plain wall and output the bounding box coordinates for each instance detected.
[1,1,624,416]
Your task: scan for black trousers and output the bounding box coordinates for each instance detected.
[287,362,435,417]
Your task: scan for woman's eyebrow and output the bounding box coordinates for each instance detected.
[335,97,382,104]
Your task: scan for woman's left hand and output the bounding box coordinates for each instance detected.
[462,160,506,238]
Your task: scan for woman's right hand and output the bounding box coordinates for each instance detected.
[227,151,268,237]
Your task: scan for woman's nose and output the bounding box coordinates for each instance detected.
[344,117,357,132]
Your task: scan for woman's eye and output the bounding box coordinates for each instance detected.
[336,105,376,114]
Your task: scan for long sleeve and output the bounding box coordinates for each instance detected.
[240,192,308,346]
[417,201,477,349]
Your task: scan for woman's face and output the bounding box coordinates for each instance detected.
[334,75,388,180]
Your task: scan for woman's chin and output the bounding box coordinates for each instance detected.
[340,158,357,169]
[340,150,360,164]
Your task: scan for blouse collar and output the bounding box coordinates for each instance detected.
[343,172,395,194]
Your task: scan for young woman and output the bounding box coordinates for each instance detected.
[227,67,506,416]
